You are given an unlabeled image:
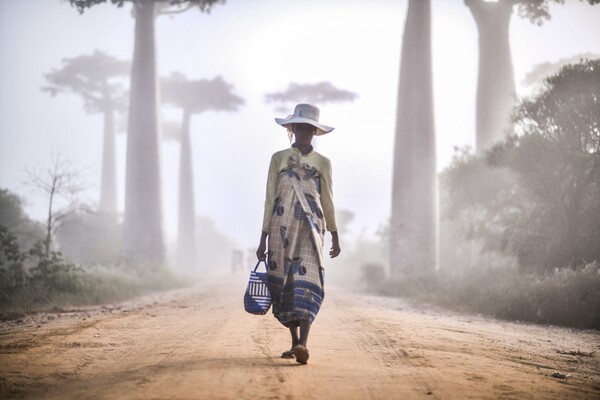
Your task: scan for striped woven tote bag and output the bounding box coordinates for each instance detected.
[244,259,272,315]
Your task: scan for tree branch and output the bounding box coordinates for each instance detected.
[158,4,194,15]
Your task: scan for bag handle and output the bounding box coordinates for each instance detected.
[254,258,269,272]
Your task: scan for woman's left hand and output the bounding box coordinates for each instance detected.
[329,231,341,258]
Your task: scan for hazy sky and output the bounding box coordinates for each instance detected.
[1,0,599,250]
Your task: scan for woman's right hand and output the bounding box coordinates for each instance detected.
[256,242,267,261]
[256,232,268,260]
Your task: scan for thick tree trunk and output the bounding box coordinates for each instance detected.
[100,104,117,214]
[123,1,165,264]
[390,0,438,277]
[177,110,197,271]
[466,0,516,152]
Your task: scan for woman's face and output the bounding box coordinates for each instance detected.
[293,123,316,146]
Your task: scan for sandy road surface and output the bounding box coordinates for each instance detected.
[1,273,599,400]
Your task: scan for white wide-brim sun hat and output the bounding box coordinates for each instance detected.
[275,103,334,136]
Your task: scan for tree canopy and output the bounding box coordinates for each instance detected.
[515,0,600,25]
[162,73,244,115]
[42,50,129,114]
[523,52,600,90]
[69,0,225,14]
[265,82,357,113]
[0,189,27,230]
[442,58,600,273]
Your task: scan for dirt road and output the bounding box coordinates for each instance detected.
[1,273,599,399]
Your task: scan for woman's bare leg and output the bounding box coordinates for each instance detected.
[299,320,311,347]
[292,320,312,364]
[289,324,300,348]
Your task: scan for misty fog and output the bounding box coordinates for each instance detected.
[1,0,599,330]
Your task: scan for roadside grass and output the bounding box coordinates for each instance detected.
[1,225,191,317]
[0,263,189,318]
[373,262,600,330]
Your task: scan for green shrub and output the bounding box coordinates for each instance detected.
[27,241,84,295]
[0,225,28,301]
[0,225,188,314]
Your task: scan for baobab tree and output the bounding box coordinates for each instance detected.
[42,50,129,215]
[68,0,225,265]
[162,73,243,271]
[264,81,358,114]
[390,0,437,277]
[466,0,599,152]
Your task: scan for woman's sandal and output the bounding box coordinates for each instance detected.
[293,344,309,364]
[281,349,295,359]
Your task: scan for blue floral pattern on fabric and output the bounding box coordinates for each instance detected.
[306,214,319,233]
[294,201,305,220]
[287,169,301,181]
[279,225,289,248]
[304,193,324,219]
[272,197,284,216]
[268,258,278,270]
[285,257,307,276]
[303,165,321,194]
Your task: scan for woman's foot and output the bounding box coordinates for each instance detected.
[293,344,309,364]
[281,349,295,359]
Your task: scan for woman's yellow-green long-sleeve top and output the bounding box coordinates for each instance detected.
[262,146,337,233]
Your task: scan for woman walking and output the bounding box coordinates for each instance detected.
[256,103,341,365]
